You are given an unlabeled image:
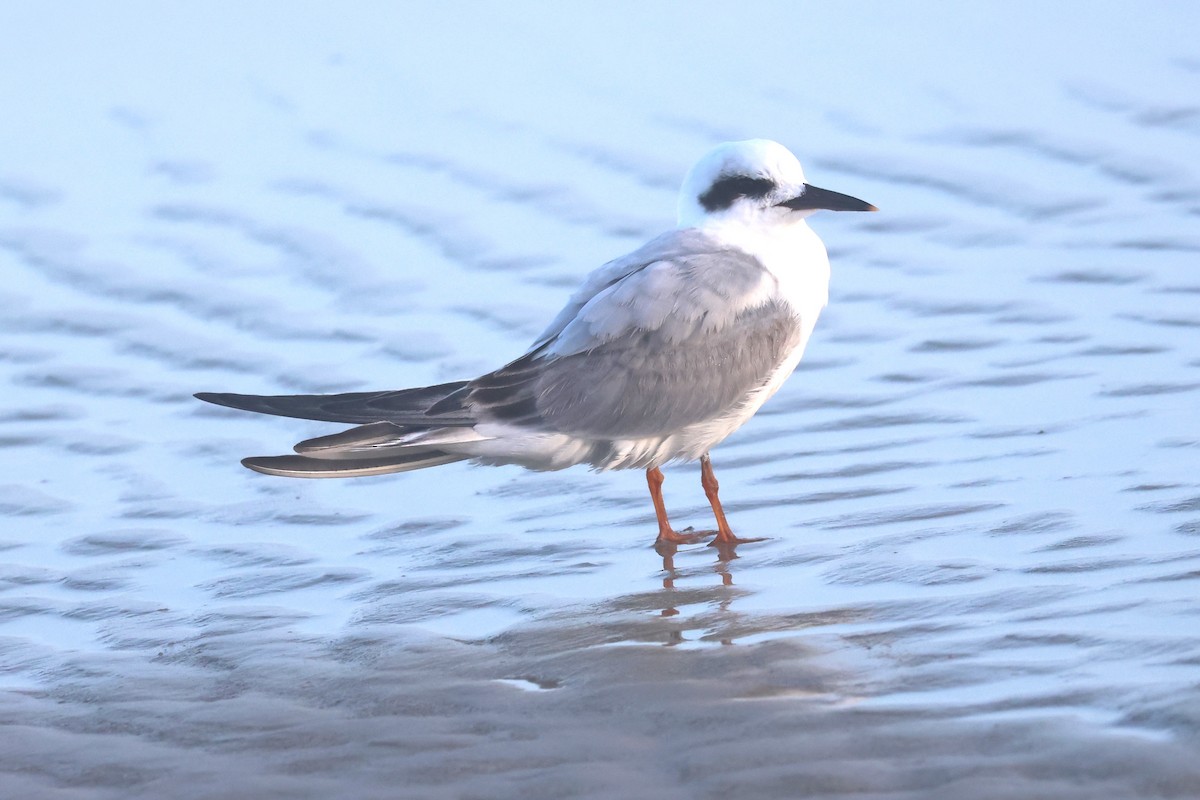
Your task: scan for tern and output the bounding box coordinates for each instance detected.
[196,139,876,547]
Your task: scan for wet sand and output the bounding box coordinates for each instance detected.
[2,2,1199,797]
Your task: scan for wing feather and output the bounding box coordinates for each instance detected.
[195,380,471,425]
[459,299,801,438]
[528,228,769,354]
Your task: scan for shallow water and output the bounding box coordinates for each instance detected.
[2,1,1200,797]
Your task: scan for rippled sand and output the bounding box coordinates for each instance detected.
[2,2,1199,797]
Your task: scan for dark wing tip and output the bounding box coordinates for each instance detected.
[240,452,465,478]
[194,392,246,410]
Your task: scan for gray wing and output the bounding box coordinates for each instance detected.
[480,301,802,438]
[527,228,765,354]
[431,233,803,438]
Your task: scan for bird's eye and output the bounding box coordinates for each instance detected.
[698,175,776,212]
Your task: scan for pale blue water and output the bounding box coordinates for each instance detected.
[2,2,1199,797]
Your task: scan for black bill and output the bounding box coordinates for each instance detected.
[778,184,877,212]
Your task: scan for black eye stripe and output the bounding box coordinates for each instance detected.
[698,175,776,212]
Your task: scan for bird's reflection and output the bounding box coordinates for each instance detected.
[655,533,746,625]
[656,541,682,617]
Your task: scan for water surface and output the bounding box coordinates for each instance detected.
[2,2,1199,797]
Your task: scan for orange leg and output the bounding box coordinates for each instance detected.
[647,467,705,546]
[701,454,766,546]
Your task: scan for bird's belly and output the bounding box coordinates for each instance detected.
[467,415,762,473]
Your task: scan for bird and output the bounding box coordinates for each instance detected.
[196,139,876,548]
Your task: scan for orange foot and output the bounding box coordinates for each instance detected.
[707,530,768,548]
[654,526,709,547]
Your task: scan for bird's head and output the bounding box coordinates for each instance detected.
[677,139,876,230]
